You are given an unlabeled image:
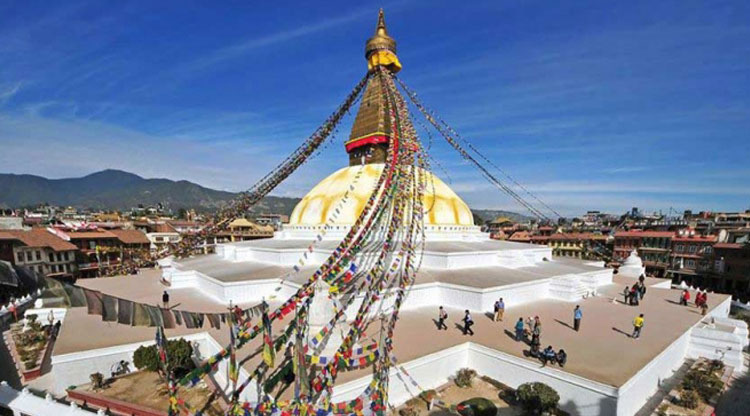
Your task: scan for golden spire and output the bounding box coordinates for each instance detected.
[365,9,401,72]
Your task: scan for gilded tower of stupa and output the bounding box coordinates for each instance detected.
[288,10,474,229]
[345,9,402,166]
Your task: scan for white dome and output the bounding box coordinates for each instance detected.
[289,164,474,227]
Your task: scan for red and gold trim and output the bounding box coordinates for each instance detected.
[345,133,389,152]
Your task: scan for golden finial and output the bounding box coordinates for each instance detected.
[365,9,401,72]
[375,8,388,37]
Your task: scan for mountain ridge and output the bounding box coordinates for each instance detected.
[0,170,529,221]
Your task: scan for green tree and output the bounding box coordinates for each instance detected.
[133,338,195,377]
[516,382,560,415]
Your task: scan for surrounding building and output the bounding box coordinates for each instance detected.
[255,214,289,231]
[548,232,608,260]
[215,218,275,243]
[709,242,750,296]
[0,229,78,278]
[668,231,717,287]
[61,230,122,278]
[614,231,674,277]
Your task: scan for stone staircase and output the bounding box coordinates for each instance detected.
[688,317,748,373]
[548,275,589,302]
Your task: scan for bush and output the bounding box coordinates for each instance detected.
[457,398,498,416]
[133,338,195,377]
[516,382,560,415]
[656,403,669,416]
[681,368,723,402]
[455,368,477,388]
[680,389,700,409]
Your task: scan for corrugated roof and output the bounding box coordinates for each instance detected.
[66,230,118,239]
[615,231,674,238]
[0,228,77,251]
[109,229,150,245]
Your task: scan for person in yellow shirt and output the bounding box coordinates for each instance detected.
[632,314,645,339]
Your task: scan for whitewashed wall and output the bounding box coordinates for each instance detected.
[616,330,691,416]
[469,344,618,416]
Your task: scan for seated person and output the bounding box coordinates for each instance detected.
[529,340,541,358]
[556,349,567,367]
[542,345,556,364]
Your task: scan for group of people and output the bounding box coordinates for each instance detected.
[681,289,710,315]
[539,345,567,367]
[623,276,647,306]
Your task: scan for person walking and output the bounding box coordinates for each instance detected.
[462,310,474,336]
[162,291,170,308]
[680,289,690,306]
[531,316,542,346]
[632,314,645,339]
[515,317,525,341]
[573,305,582,331]
[623,286,630,305]
[495,298,505,322]
[8,301,17,322]
[437,306,448,330]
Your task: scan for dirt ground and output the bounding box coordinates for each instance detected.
[398,377,522,416]
[85,371,225,415]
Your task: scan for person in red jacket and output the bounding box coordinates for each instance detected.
[680,289,690,306]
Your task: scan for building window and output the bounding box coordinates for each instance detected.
[49,253,55,262]
[675,244,684,253]
[36,250,41,261]
[688,245,697,253]
[704,246,713,254]
[26,252,32,262]
[17,252,24,263]
[686,259,695,268]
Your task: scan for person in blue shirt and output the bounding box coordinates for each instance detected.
[514,317,525,341]
[542,345,557,365]
[573,305,582,332]
[494,298,505,321]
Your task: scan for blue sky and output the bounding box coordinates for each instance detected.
[1,0,748,217]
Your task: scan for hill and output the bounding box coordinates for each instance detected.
[471,209,534,224]
[0,170,300,215]
[0,170,528,221]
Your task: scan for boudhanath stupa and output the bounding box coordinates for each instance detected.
[12,11,748,416]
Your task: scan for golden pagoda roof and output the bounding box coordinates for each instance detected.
[365,9,397,59]
[346,75,391,145]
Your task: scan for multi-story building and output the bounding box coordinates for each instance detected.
[484,216,514,238]
[709,242,750,297]
[548,233,608,260]
[614,231,674,277]
[668,231,716,287]
[145,223,181,251]
[214,218,274,243]
[0,229,78,278]
[255,214,289,231]
[108,229,150,250]
[60,230,122,278]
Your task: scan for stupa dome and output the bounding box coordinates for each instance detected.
[289,164,474,227]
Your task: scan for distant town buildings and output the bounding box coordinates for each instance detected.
[0,203,286,278]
